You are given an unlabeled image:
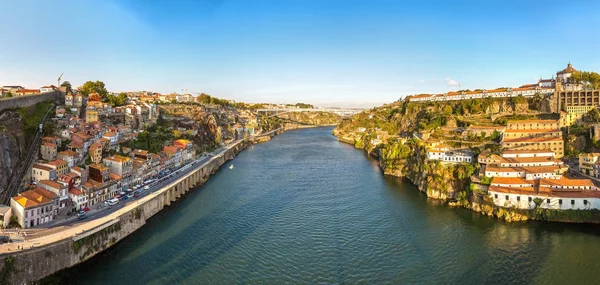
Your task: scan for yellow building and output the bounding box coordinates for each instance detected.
[563,106,595,126]
[89,143,103,164]
[502,119,564,158]
[506,120,559,130]
[86,109,99,123]
[579,153,600,176]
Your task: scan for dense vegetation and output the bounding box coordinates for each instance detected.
[569,70,600,89]
[16,101,55,140]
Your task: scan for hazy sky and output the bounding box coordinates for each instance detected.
[1,0,599,107]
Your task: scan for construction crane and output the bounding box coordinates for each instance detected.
[57,73,64,88]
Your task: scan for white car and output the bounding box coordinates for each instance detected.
[144,186,150,190]
[107,198,119,206]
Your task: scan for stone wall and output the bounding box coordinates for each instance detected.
[0,139,251,284]
[0,91,64,113]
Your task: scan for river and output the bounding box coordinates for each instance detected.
[48,127,600,284]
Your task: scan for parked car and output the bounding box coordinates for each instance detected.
[144,186,150,190]
[121,195,129,201]
[77,214,87,221]
[127,193,134,199]
[108,198,119,206]
[0,236,11,243]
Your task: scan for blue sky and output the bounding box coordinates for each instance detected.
[1,0,599,107]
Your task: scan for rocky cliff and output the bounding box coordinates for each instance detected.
[332,97,600,223]
[0,110,32,195]
[276,112,341,129]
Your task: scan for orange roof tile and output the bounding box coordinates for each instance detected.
[39,180,64,189]
[485,165,560,174]
[491,177,534,185]
[502,136,563,143]
[539,178,595,188]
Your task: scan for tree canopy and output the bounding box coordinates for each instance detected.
[79,81,109,100]
[61,81,72,94]
[196,93,232,106]
[106,92,128,107]
[570,71,600,89]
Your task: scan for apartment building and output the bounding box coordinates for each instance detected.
[11,188,58,228]
[501,120,564,158]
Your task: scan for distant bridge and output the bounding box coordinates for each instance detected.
[255,108,363,117]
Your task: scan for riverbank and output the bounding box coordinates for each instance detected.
[0,130,283,284]
[331,130,600,224]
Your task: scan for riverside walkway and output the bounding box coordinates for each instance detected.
[0,138,247,254]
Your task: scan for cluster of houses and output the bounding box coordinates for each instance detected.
[0,85,59,98]
[408,86,555,103]
[423,117,600,211]
[7,90,197,229]
[481,149,600,210]
[407,63,582,103]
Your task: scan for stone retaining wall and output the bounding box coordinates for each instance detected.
[0,139,251,284]
[0,91,64,113]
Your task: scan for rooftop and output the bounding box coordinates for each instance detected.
[32,164,53,172]
[499,156,561,164]
[503,128,561,133]
[506,119,558,124]
[47,159,67,166]
[12,188,57,209]
[39,179,64,189]
[485,165,560,174]
[491,177,533,185]
[502,136,563,144]
[539,178,595,188]
[58,150,79,156]
[104,155,131,163]
[502,149,555,155]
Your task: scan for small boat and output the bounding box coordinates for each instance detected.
[229,165,234,169]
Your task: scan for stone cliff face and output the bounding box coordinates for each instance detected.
[333,98,600,224]
[0,110,28,194]
[277,112,341,127]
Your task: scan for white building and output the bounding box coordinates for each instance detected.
[10,188,58,228]
[40,85,56,93]
[488,177,600,210]
[427,149,474,163]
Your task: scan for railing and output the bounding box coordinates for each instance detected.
[1,104,56,204]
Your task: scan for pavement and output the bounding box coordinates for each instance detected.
[0,138,246,253]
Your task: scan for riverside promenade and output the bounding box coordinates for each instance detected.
[0,139,239,253]
[0,129,282,284]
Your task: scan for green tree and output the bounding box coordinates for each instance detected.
[107,92,128,107]
[79,81,109,101]
[61,81,73,94]
[85,155,92,165]
[584,107,600,123]
[510,95,527,105]
[442,105,453,115]
[197,93,211,104]
[5,92,12,98]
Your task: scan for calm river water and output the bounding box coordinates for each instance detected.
[50,127,600,284]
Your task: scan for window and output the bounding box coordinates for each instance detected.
[528,197,532,202]
[505,195,509,200]
[584,200,588,205]
[494,194,498,199]
[559,199,562,205]
[547,199,551,204]
[517,196,521,202]
[25,211,28,218]
[571,200,575,205]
